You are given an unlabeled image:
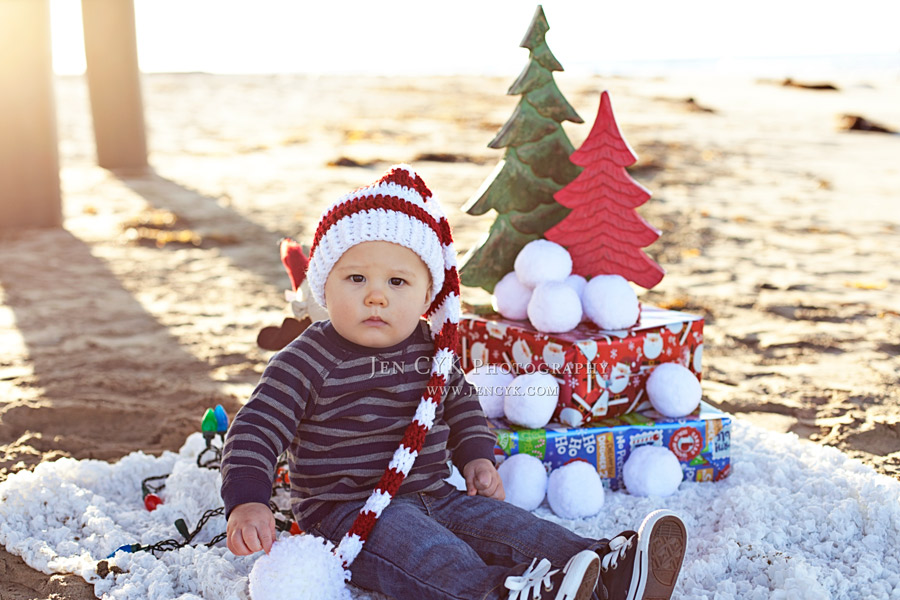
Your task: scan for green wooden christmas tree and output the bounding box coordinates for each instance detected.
[458,5,583,292]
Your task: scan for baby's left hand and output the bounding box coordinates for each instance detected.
[463,458,505,501]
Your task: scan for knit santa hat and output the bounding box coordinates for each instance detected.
[306,164,460,567]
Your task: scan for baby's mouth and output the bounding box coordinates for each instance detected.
[364,316,387,325]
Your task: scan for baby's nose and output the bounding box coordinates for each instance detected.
[365,287,387,306]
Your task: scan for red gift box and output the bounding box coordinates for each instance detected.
[458,306,704,425]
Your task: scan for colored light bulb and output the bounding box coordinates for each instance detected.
[175,518,190,540]
[107,543,142,558]
[201,408,217,433]
[144,493,163,511]
[214,405,228,432]
[290,522,303,535]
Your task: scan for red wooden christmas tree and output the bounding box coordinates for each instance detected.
[545,90,665,288]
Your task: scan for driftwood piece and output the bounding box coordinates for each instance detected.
[836,114,897,134]
[781,78,839,91]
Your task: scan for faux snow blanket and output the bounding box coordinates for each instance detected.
[1,421,899,600]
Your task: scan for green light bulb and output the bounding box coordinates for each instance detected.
[201,408,217,433]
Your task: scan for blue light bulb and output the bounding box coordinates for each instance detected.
[214,405,229,433]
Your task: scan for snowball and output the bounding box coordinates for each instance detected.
[465,366,514,419]
[623,445,684,497]
[504,372,560,429]
[563,274,587,300]
[492,271,532,320]
[527,282,583,333]
[498,453,548,511]
[547,461,604,519]
[249,534,351,600]
[582,275,639,330]
[514,240,572,289]
[646,363,702,418]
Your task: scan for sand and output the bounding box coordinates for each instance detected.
[1,70,898,599]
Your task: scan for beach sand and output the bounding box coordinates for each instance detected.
[1,71,898,599]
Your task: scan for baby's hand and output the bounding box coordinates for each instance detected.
[226,502,277,555]
[463,458,505,501]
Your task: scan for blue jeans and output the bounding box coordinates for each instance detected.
[306,489,607,600]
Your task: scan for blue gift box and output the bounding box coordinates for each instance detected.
[490,401,732,490]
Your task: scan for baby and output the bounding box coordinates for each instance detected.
[221,165,687,600]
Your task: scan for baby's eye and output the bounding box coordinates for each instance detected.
[349,274,365,283]
[389,277,407,287]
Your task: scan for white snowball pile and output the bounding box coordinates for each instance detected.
[503,372,560,429]
[546,461,605,519]
[492,240,639,333]
[622,445,684,497]
[497,454,548,511]
[498,455,609,519]
[249,535,351,600]
[646,363,702,418]
[498,443,682,514]
[465,366,514,419]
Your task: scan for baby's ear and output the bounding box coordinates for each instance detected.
[421,285,434,313]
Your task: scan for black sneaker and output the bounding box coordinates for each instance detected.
[597,510,687,600]
[505,550,600,600]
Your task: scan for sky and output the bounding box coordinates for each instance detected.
[49,0,900,76]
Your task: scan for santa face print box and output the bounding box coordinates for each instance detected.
[458,306,704,424]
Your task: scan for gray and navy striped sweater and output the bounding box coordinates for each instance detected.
[220,319,496,529]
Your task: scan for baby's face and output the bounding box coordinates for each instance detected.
[324,241,432,348]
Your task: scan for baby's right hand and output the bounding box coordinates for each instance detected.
[226,502,277,555]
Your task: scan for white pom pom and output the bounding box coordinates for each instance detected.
[582,275,639,330]
[623,445,684,497]
[547,461,604,519]
[527,282,583,333]
[514,240,572,289]
[465,366,514,419]
[563,274,587,300]
[504,372,559,429]
[492,271,532,320]
[249,535,351,600]
[646,363,702,418]
[498,453,548,511]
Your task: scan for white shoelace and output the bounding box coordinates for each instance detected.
[505,557,559,600]
[601,535,634,571]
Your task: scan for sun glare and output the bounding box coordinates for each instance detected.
[49,0,899,76]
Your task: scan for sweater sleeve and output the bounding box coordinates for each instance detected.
[442,360,498,470]
[220,335,323,517]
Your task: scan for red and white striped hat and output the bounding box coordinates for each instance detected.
[306,164,461,566]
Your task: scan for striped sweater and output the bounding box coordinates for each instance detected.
[220,319,496,529]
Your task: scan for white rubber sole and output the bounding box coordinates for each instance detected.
[628,509,688,600]
[557,550,601,600]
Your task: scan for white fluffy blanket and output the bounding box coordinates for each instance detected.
[1,422,899,599]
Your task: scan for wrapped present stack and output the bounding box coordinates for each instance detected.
[456,6,731,493]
